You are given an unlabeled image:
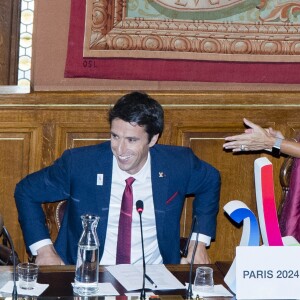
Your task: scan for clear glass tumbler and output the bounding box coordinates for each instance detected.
[194,266,214,292]
[17,262,39,290]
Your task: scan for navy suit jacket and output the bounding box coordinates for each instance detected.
[15,142,220,264]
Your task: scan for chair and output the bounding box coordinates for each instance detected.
[278,155,294,218]
[27,201,67,263]
[55,200,67,230]
[0,221,21,266]
[277,132,300,221]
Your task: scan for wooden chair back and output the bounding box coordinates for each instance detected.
[278,156,294,219]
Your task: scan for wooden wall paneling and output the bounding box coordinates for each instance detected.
[40,120,58,169]
[177,125,256,261]
[286,122,300,140]
[172,119,285,262]
[0,91,299,263]
[56,123,110,153]
[0,125,42,262]
[40,117,63,241]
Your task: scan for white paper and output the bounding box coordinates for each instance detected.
[185,283,233,297]
[0,281,49,296]
[106,264,185,291]
[89,283,119,296]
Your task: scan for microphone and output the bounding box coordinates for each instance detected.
[136,200,144,214]
[0,214,18,300]
[136,200,146,300]
[186,216,199,300]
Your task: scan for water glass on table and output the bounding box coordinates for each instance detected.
[17,262,39,290]
[194,266,214,292]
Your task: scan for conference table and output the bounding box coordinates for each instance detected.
[0,262,235,299]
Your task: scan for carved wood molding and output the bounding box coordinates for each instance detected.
[84,0,300,61]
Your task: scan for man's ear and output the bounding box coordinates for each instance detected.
[149,134,160,147]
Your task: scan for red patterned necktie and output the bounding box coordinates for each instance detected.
[116,177,135,264]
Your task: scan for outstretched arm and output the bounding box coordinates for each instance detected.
[223,118,300,158]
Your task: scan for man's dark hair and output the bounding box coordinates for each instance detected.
[109,91,164,142]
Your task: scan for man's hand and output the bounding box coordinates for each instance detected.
[35,244,65,265]
[180,241,210,264]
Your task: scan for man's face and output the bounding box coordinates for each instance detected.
[110,118,159,175]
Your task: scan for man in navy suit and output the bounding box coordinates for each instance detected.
[15,91,220,265]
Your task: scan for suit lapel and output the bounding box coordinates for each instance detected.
[95,143,113,209]
[150,148,169,212]
[94,143,113,248]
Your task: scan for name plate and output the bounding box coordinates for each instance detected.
[236,246,300,299]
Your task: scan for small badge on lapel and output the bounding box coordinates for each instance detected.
[97,174,103,185]
[159,172,165,178]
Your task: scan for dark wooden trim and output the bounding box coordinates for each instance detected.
[0,0,21,85]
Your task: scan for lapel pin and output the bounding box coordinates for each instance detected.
[159,172,165,178]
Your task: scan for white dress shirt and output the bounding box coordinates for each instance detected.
[100,153,163,265]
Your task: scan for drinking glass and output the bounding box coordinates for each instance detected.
[17,262,39,290]
[194,266,214,292]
